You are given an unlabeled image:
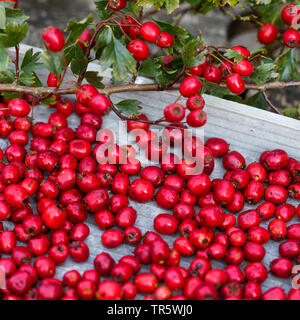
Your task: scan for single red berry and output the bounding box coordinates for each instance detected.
[283,28,300,48]
[140,22,161,43]
[179,76,202,97]
[127,39,149,61]
[257,23,278,45]
[281,4,300,26]
[226,73,245,95]
[42,26,65,51]
[108,0,127,11]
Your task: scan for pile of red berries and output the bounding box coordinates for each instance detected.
[258,3,300,48]
[0,78,300,300]
[126,21,175,61]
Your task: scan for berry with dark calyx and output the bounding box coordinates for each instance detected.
[187,109,207,127]
[164,103,185,123]
[186,94,205,111]
[223,151,245,170]
[127,39,149,61]
[108,0,127,11]
[179,76,202,97]
[257,23,278,44]
[42,26,65,52]
[281,4,300,26]
[69,241,89,263]
[261,149,288,171]
[289,183,300,199]
[283,28,300,48]
[226,73,245,95]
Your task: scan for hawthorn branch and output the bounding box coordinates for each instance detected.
[14,45,20,83]
[0,80,300,98]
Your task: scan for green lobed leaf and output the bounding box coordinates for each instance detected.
[277,48,299,81]
[41,51,65,77]
[1,92,22,100]
[0,22,28,47]
[250,62,278,86]
[115,99,141,116]
[42,95,58,106]
[21,49,42,73]
[71,56,88,75]
[139,58,162,78]
[63,42,84,65]
[182,37,206,68]
[18,71,35,86]
[84,71,104,89]
[95,1,111,20]
[100,29,136,82]
[0,70,14,83]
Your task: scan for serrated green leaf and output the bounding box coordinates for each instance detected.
[100,30,136,82]
[224,49,244,63]
[18,71,35,86]
[71,56,88,75]
[251,63,278,86]
[64,42,84,64]
[95,1,111,20]
[0,22,28,47]
[139,58,161,78]
[0,70,14,83]
[0,7,6,29]
[21,49,42,73]
[115,99,141,116]
[182,37,206,68]
[41,51,65,77]
[85,71,104,89]
[42,95,57,106]
[65,14,93,45]
[0,46,8,71]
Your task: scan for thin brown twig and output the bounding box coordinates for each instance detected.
[262,90,282,115]
[14,45,20,83]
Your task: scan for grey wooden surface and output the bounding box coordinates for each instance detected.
[1,45,300,298]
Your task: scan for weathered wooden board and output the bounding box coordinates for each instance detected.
[1,45,300,297]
